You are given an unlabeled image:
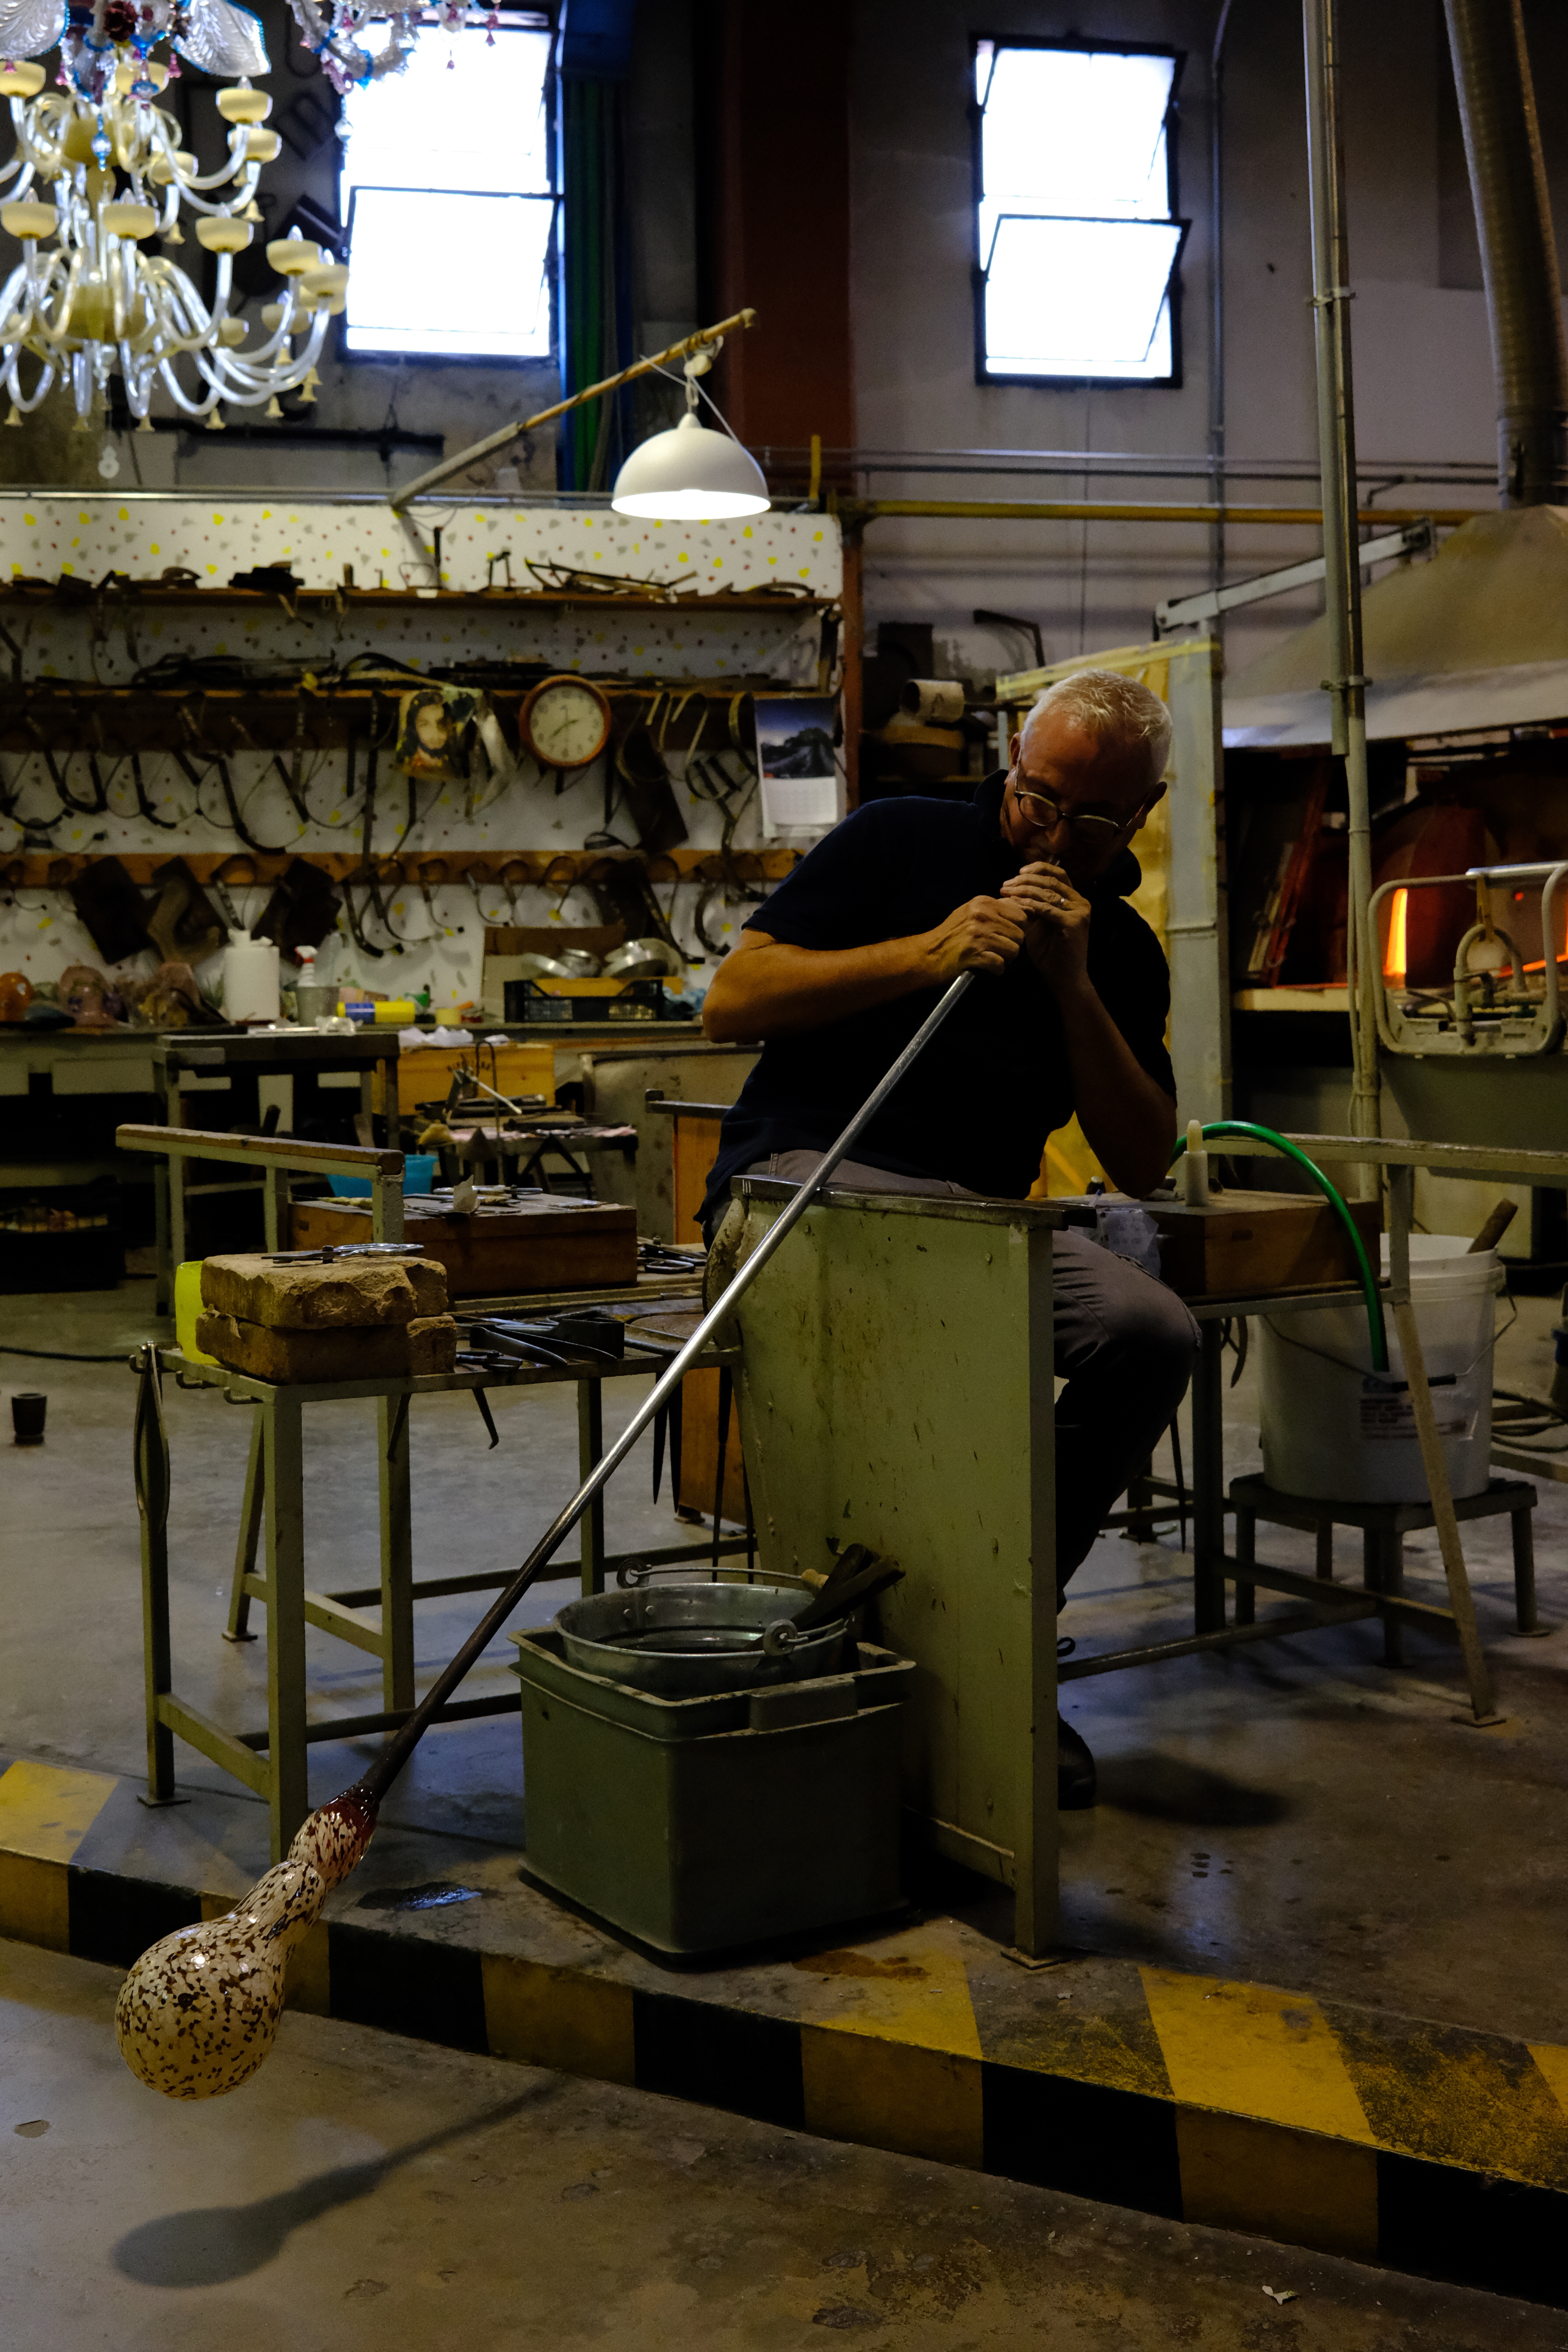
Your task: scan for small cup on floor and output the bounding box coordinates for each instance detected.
[12,1393,46,1444]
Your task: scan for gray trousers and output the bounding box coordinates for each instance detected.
[742,1153,1200,1597]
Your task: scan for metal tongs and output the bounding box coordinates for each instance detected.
[760,1544,904,1654]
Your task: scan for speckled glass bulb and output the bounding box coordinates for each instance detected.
[114,1789,376,2100]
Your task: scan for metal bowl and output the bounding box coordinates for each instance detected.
[553,948,603,978]
[510,951,575,982]
[603,936,683,980]
[553,1582,844,1696]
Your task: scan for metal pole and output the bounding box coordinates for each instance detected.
[1303,0,1381,1178]
[1209,0,1236,607]
[388,309,757,513]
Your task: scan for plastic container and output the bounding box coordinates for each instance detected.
[510,1627,912,1955]
[174,1260,218,1363]
[294,981,335,1024]
[1258,1233,1503,1503]
[223,932,280,1024]
[327,1154,437,1199]
[0,1179,123,1292]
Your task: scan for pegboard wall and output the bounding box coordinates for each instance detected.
[0,496,844,1007]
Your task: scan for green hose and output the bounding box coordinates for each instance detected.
[1167,1120,1390,1372]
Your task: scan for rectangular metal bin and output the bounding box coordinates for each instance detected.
[510,1629,913,1955]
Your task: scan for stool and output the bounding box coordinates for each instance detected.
[1230,1474,1540,1667]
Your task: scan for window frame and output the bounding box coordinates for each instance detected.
[969,32,1189,392]
[335,11,559,372]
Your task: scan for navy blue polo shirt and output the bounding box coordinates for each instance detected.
[700,772,1174,1229]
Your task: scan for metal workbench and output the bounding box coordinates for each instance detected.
[135,1314,742,1862]
[149,1027,401,1310]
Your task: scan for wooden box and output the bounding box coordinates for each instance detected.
[373,1042,557,1118]
[289,1194,638,1296]
[1144,1188,1382,1300]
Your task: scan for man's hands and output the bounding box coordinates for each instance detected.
[1000,860,1092,998]
[703,878,1091,1044]
[703,892,1035,1041]
[918,893,1029,983]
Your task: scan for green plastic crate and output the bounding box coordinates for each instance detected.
[509,1629,913,1955]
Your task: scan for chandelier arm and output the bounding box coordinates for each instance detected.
[1,352,54,411]
[154,358,222,417]
[34,251,83,348]
[172,160,261,206]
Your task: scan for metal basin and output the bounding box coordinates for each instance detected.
[553,1582,844,1696]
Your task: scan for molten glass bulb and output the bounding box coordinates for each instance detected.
[114,1790,376,2100]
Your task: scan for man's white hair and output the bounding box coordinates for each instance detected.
[1028,667,1173,793]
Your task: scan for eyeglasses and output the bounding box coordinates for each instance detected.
[1010,781,1132,840]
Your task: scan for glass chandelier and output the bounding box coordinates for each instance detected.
[0,0,350,428]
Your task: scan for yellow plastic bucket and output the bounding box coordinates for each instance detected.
[174,1260,217,1364]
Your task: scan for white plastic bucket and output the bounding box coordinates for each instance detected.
[1258,1234,1503,1503]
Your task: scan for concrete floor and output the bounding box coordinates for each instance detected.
[6,1934,1565,2352]
[4,1276,1568,2040]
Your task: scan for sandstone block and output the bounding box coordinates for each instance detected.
[199,1251,448,1329]
[194,1310,459,1383]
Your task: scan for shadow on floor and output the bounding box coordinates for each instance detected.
[1095,1749,1293,1828]
[112,2082,559,2287]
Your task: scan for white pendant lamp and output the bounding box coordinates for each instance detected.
[611,348,770,519]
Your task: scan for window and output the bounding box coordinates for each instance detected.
[340,16,553,361]
[973,39,1187,384]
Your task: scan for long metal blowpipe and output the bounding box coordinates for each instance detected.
[115,970,976,2099]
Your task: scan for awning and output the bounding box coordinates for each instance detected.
[1223,656,1568,749]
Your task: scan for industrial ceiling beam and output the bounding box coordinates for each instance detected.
[1153,520,1433,633]
[841,499,1479,528]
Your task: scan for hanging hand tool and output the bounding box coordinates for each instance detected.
[130,751,179,831]
[114,969,977,2102]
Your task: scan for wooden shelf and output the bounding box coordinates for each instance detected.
[2,847,801,889]
[0,580,833,616]
[0,678,832,753]
[1232,986,1350,1012]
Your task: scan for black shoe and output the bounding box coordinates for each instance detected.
[1058,1714,1097,1810]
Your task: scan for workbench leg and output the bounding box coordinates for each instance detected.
[136,1354,176,1801]
[264,1395,309,1862]
[1316,1524,1335,1581]
[1395,1351,1496,1700]
[262,1166,289,1255]
[167,1156,187,1317]
[1192,1322,1227,1635]
[1233,1504,1256,1627]
[1366,1529,1405,1667]
[153,1159,172,1318]
[142,1518,176,1800]
[1512,1505,1539,1634]
[1122,1455,1158,1544]
[578,1379,605,1596]
[223,1407,264,1643]
[379,1392,415,1713]
[1387,1167,1498,1721]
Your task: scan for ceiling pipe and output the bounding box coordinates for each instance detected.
[1443,0,1568,505]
